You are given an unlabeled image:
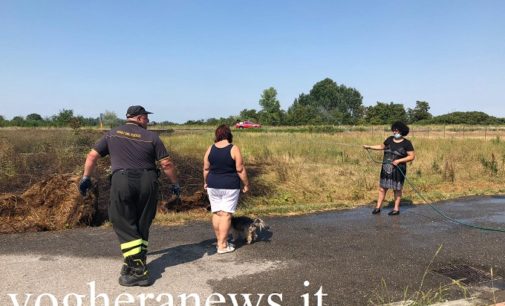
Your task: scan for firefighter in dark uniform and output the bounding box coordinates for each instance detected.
[79,105,179,286]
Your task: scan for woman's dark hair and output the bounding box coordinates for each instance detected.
[214,124,233,143]
[391,121,410,136]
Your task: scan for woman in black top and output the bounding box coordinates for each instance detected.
[363,122,415,215]
[203,125,249,254]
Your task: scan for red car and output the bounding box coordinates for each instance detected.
[235,120,261,129]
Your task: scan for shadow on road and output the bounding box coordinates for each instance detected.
[147,239,215,283]
[146,228,273,284]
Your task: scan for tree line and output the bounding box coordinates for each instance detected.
[185,78,505,126]
[2,78,504,127]
[0,109,99,128]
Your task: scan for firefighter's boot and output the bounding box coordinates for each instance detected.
[140,249,147,266]
[120,258,130,276]
[119,249,146,276]
[118,253,151,286]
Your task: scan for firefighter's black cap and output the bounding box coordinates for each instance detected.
[126,105,153,118]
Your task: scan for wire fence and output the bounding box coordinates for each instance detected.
[10,124,501,140]
[229,125,505,140]
[368,125,505,140]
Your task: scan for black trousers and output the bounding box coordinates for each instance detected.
[109,169,159,258]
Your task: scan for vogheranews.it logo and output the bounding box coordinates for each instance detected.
[5,280,329,306]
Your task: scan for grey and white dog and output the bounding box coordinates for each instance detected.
[230,216,268,245]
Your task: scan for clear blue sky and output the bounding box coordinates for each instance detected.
[1,0,504,123]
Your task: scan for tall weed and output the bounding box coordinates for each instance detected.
[443,161,456,183]
[480,153,498,175]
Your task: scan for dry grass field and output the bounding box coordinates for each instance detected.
[1,126,505,228]
[163,126,505,217]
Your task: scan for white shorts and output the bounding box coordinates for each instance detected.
[207,188,240,213]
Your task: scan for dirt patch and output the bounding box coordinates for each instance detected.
[0,174,98,233]
[158,191,210,213]
[156,153,211,213]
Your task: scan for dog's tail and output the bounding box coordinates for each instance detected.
[254,218,268,231]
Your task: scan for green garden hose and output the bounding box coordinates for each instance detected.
[364,148,505,233]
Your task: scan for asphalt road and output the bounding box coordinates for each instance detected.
[2,196,505,306]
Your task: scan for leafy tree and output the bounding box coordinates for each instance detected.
[258,87,284,125]
[10,116,26,126]
[205,118,220,125]
[204,117,233,125]
[183,115,238,126]
[365,102,408,124]
[429,111,502,125]
[102,111,120,128]
[292,78,364,124]
[26,113,43,121]
[69,117,82,130]
[52,109,74,127]
[285,94,325,125]
[408,101,432,123]
[239,109,259,122]
[184,119,206,125]
[79,116,100,126]
[23,113,47,127]
[158,120,177,126]
[0,115,6,127]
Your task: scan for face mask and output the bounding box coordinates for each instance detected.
[394,133,402,139]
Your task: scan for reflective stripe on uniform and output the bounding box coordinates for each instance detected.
[121,239,143,250]
[123,247,142,258]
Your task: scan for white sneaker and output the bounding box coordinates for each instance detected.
[217,245,235,254]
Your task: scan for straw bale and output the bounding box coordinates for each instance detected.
[0,174,98,233]
[0,194,28,217]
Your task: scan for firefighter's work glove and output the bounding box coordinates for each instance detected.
[79,176,92,197]
[171,183,181,197]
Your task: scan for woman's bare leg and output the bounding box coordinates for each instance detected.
[376,187,387,209]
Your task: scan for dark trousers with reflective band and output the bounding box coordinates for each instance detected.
[109,169,159,258]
